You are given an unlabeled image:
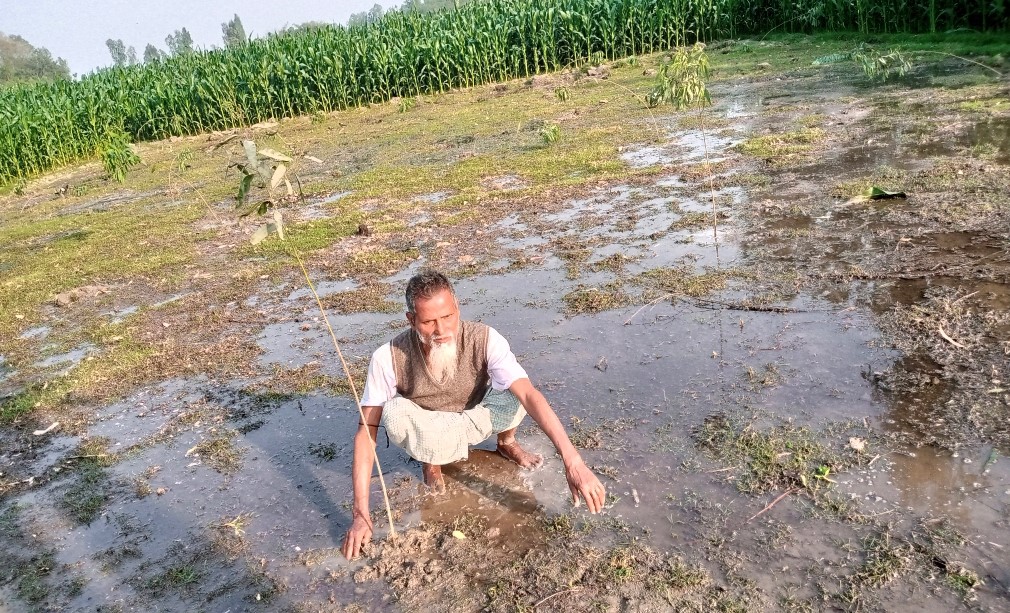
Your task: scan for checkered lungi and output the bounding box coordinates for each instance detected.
[380,388,527,465]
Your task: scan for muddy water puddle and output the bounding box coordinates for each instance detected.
[6,71,1010,612]
[12,177,1010,610]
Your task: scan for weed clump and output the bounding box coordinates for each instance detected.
[190,430,244,474]
[693,414,853,495]
[633,266,735,300]
[0,387,43,424]
[562,283,630,315]
[319,283,400,314]
[737,127,825,163]
[61,438,116,525]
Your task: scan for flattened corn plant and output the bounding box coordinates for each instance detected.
[2,0,1008,185]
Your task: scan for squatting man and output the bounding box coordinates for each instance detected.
[342,270,606,559]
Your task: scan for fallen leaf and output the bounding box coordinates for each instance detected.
[848,437,866,452]
[452,530,466,540]
[33,422,60,436]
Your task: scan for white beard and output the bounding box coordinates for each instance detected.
[419,333,458,383]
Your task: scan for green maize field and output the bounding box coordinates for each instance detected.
[2,0,1007,186]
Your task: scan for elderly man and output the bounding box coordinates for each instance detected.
[342,270,606,559]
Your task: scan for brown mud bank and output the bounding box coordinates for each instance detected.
[2,41,1010,612]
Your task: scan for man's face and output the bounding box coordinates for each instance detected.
[407,288,460,346]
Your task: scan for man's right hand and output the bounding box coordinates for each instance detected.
[342,510,373,560]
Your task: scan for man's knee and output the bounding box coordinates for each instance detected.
[380,397,470,464]
[380,396,417,443]
[481,389,527,433]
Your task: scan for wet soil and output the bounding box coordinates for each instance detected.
[2,49,1010,612]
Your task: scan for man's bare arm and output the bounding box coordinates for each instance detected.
[509,378,606,513]
[342,404,382,560]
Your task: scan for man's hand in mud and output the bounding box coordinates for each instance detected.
[564,457,606,514]
[342,511,373,560]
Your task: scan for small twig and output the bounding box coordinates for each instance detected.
[914,50,1003,77]
[65,454,109,460]
[951,291,979,306]
[746,488,798,523]
[0,476,35,489]
[868,454,881,466]
[706,466,738,473]
[535,587,582,609]
[623,293,673,325]
[689,297,805,313]
[937,325,966,349]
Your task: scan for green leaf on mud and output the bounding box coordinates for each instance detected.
[844,185,907,204]
[236,173,254,204]
[812,52,852,65]
[867,186,907,200]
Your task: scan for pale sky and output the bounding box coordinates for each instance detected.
[2,0,402,76]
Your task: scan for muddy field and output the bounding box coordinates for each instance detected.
[2,37,1009,612]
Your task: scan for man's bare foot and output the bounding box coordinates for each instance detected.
[496,438,544,469]
[422,463,446,493]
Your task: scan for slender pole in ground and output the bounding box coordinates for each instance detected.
[294,252,396,538]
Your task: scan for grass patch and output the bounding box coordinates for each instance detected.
[0,504,21,538]
[246,360,367,399]
[854,529,913,588]
[147,565,202,592]
[646,556,710,601]
[669,211,727,231]
[190,430,244,474]
[15,550,56,604]
[0,387,43,424]
[693,414,856,495]
[61,438,115,525]
[737,127,825,162]
[308,442,338,462]
[319,283,400,314]
[344,246,419,278]
[958,96,1010,114]
[246,213,362,258]
[633,266,737,299]
[0,199,202,343]
[562,282,630,315]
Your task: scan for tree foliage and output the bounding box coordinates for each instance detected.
[0,32,70,83]
[165,28,194,56]
[400,0,470,14]
[105,38,137,67]
[143,44,166,63]
[221,14,247,48]
[348,3,387,26]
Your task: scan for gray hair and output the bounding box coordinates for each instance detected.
[405,270,455,313]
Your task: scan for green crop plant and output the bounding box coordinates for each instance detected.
[100,129,141,183]
[2,0,1009,186]
[554,86,571,102]
[539,122,562,144]
[233,140,294,244]
[398,97,417,113]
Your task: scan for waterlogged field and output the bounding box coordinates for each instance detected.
[2,35,1010,612]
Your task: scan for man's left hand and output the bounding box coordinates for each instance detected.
[565,458,606,513]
